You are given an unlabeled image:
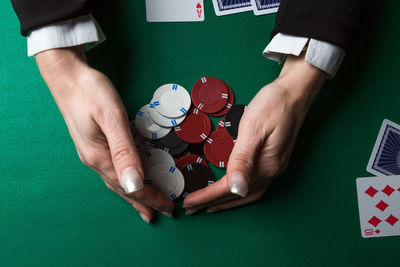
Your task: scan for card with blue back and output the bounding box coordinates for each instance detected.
[250,0,279,15]
[367,119,400,176]
[212,0,253,16]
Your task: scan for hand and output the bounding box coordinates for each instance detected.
[183,53,326,214]
[35,46,174,223]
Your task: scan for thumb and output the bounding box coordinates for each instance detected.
[227,124,264,198]
[100,110,144,194]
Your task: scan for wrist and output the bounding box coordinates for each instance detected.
[275,52,326,111]
[35,46,89,90]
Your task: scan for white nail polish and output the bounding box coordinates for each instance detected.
[140,213,150,224]
[185,209,198,215]
[121,167,144,194]
[230,173,248,198]
[206,209,217,213]
[161,211,173,218]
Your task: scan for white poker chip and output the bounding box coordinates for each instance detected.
[140,148,175,174]
[145,164,185,200]
[152,84,191,118]
[130,120,158,151]
[149,99,187,127]
[135,104,171,140]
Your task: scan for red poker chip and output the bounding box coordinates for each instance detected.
[176,154,208,169]
[216,117,225,131]
[191,77,228,114]
[174,108,211,143]
[203,130,235,168]
[209,83,235,117]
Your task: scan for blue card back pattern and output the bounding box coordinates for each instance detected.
[371,124,400,175]
[254,0,280,11]
[216,0,252,11]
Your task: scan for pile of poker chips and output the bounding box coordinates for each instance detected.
[131,77,246,200]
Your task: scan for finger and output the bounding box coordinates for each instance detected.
[183,174,230,208]
[101,175,154,223]
[98,108,145,195]
[206,191,263,213]
[184,177,271,211]
[206,179,272,213]
[120,194,154,223]
[98,166,175,213]
[185,194,239,215]
[98,169,125,195]
[93,152,174,215]
[126,185,175,213]
[226,114,266,198]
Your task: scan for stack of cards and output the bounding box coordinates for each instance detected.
[356,119,400,238]
[213,0,279,16]
[145,0,280,22]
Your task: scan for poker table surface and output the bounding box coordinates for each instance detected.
[1,1,399,266]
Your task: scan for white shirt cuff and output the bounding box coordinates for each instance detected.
[263,33,346,78]
[27,14,106,57]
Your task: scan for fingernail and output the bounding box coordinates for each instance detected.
[230,173,248,198]
[121,167,144,194]
[140,213,150,224]
[185,209,198,215]
[206,209,217,213]
[161,211,173,218]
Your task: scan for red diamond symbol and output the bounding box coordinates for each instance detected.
[382,185,395,196]
[365,186,379,197]
[368,216,382,227]
[385,214,399,226]
[375,200,389,211]
[376,229,381,234]
[398,187,400,192]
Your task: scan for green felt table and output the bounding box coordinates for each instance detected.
[1,1,399,266]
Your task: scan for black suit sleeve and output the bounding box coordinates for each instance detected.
[271,0,364,49]
[11,0,103,36]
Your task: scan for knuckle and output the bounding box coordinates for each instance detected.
[101,108,127,129]
[265,157,285,177]
[80,150,102,168]
[112,145,135,163]
[237,117,267,143]
[239,116,261,134]
[230,151,255,169]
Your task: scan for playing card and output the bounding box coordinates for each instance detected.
[367,119,400,176]
[356,176,400,238]
[145,0,204,22]
[212,0,253,16]
[250,0,279,16]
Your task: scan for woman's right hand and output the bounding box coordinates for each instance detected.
[35,46,174,223]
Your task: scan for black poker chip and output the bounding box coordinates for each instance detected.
[185,141,206,158]
[224,104,246,139]
[180,163,215,198]
[160,130,183,147]
[159,131,189,156]
[164,142,189,156]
